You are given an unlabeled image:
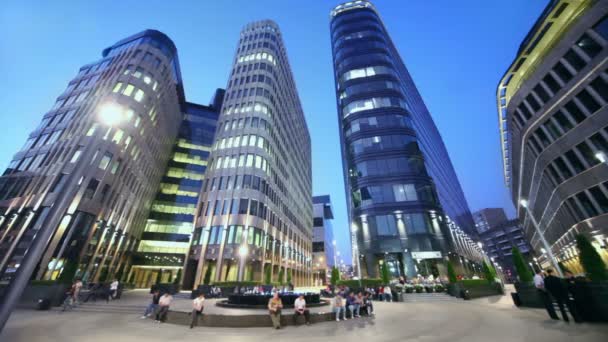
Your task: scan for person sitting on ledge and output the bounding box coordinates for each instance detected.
[346,292,360,318]
[155,292,173,323]
[333,292,346,321]
[190,292,205,329]
[268,292,283,329]
[293,294,311,325]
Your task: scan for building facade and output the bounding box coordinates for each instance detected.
[497,0,608,273]
[474,208,532,281]
[129,95,222,288]
[312,195,335,285]
[473,208,509,234]
[0,30,184,284]
[330,0,481,279]
[183,20,313,288]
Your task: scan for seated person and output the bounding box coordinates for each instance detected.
[293,294,311,325]
[268,292,283,329]
[333,293,346,321]
[362,292,374,315]
[346,292,360,318]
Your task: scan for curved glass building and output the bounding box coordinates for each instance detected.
[184,20,313,288]
[330,1,480,278]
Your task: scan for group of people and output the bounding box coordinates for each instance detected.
[533,269,582,323]
[267,293,313,329]
[62,278,120,311]
[141,290,205,329]
[332,291,374,321]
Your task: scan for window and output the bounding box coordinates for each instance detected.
[393,184,417,201]
[553,110,573,131]
[372,215,398,237]
[577,89,600,114]
[553,62,573,83]
[533,84,550,103]
[112,82,122,93]
[576,192,599,218]
[590,132,608,152]
[588,186,608,213]
[134,89,145,102]
[526,94,540,112]
[593,15,608,41]
[70,146,83,163]
[576,34,602,58]
[564,50,586,72]
[238,199,248,214]
[554,157,573,179]
[564,150,584,174]
[590,77,608,103]
[576,141,599,167]
[123,84,135,96]
[50,173,68,192]
[534,128,551,147]
[340,65,393,83]
[564,100,586,123]
[403,213,429,234]
[343,97,406,118]
[83,179,99,199]
[543,119,562,140]
[98,152,112,170]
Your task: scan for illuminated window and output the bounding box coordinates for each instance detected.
[111,129,124,144]
[246,154,254,167]
[123,84,135,96]
[98,152,112,170]
[134,89,145,102]
[112,82,123,93]
[70,146,83,163]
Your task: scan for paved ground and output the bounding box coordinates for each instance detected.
[2,289,607,342]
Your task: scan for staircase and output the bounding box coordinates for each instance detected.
[54,301,144,315]
[401,293,461,303]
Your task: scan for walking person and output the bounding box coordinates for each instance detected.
[141,290,161,319]
[155,293,173,323]
[293,294,311,325]
[62,280,79,311]
[534,270,558,320]
[383,285,392,302]
[190,293,205,329]
[73,278,83,305]
[333,292,346,321]
[109,279,119,300]
[544,269,581,323]
[267,292,283,329]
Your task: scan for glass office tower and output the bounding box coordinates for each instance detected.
[312,195,335,285]
[129,93,222,288]
[497,0,608,271]
[0,30,184,284]
[330,1,479,278]
[183,20,313,288]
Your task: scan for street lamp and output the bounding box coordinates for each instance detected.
[519,199,563,277]
[595,151,607,164]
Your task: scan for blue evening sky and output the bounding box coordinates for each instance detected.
[0,1,546,263]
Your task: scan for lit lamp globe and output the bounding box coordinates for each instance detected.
[238,245,248,257]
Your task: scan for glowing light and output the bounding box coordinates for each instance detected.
[238,245,248,257]
[595,151,607,164]
[519,199,529,208]
[98,102,125,126]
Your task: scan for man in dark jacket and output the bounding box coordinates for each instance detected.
[544,269,580,323]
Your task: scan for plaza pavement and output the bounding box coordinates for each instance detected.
[2,288,607,342]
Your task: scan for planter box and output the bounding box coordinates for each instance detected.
[513,282,543,308]
[0,282,71,308]
[464,283,503,299]
[151,283,180,295]
[447,283,464,298]
[572,281,608,322]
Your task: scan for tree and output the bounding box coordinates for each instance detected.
[511,247,533,282]
[174,268,182,285]
[380,262,390,285]
[576,234,607,281]
[286,269,292,284]
[264,265,272,284]
[203,267,212,285]
[330,267,340,286]
[278,267,285,284]
[482,261,495,283]
[447,261,457,284]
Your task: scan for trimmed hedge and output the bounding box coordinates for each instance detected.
[336,278,383,288]
[30,280,70,285]
[460,279,491,287]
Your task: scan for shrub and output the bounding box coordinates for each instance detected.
[287,269,292,284]
[57,259,78,283]
[511,246,533,282]
[447,261,457,283]
[435,284,444,292]
[414,284,423,293]
[277,268,285,285]
[576,234,607,281]
[460,279,491,287]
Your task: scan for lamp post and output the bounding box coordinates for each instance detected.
[0,102,127,331]
[237,245,248,282]
[519,199,563,277]
[332,240,337,268]
[595,151,607,165]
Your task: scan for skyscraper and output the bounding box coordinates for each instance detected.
[330,1,480,278]
[183,20,313,288]
[497,0,608,271]
[473,208,508,234]
[0,30,185,284]
[129,93,223,288]
[312,195,335,285]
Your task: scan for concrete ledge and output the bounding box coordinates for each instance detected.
[163,311,337,327]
